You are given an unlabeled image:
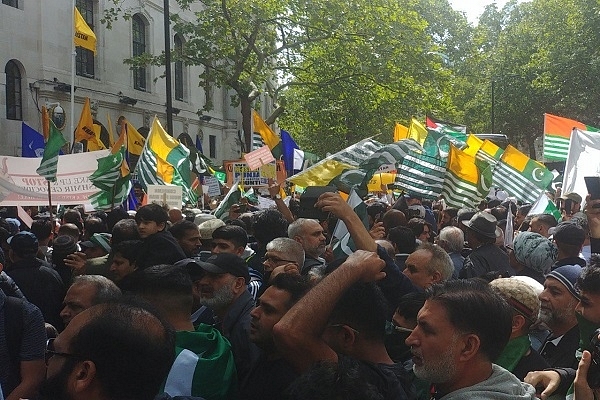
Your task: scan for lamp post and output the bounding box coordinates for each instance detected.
[163,0,174,136]
[491,79,495,134]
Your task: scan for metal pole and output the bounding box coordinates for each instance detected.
[491,79,495,135]
[70,0,77,150]
[163,0,173,136]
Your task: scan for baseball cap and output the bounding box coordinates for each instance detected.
[561,192,583,204]
[552,221,586,246]
[80,233,112,253]
[5,218,20,235]
[197,253,249,284]
[7,231,38,255]
[174,258,206,281]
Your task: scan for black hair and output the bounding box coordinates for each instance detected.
[68,301,175,400]
[535,213,558,228]
[30,218,53,240]
[111,219,140,246]
[112,240,143,265]
[135,203,168,225]
[213,225,249,249]
[106,207,130,232]
[395,291,427,321]
[252,209,289,247]
[407,218,430,238]
[387,226,416,254]
[129,264,193,313]
[168,220,199,240]
[267,273,312,308]
[578,255,600,295]
[366,202,388,221]
[425,279,513,361]
[84,217,108,239]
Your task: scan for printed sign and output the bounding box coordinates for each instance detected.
[224,160,286,187]
[203,176,221,197]
[146,185,183,209]
[244,146,276,170]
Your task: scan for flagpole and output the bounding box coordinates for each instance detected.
[70,0,76,151]
[47,181,54,224]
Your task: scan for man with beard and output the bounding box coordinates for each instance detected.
[41,301,175,400]
[196,253,260,384]
[287,218,327,275]
[169,220,202,258]
[538,264,582,369]
[404,279,537,399]
[240,273,311,400]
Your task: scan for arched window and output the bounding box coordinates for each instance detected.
[174,34,185,101]
[5,60,22,120]
[76,0,95,78]
[132,14,147,91]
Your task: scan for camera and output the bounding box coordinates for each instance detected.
[587,328,600,389]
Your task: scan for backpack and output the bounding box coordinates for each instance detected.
[3,296,25,393]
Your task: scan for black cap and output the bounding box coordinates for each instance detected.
[7,231,38,255]
[198,253,249,284]
[553,222,585,246]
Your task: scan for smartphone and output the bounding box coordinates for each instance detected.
[297,186,337,221]
[585,176,600,201]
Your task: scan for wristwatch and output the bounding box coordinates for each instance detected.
[272,194,282,200]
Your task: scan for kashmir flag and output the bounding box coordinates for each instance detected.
[124,121,145,156]
[493,145,553,204]
[423,129,466,160]
[74,7,96,54]
[475,139,503,169]
[287,139,382,187]
[280,129,300,176]
[135,117,195,204]
[395,151,446,199]
[36,121,68,182]
[528,192,562,221]
[88,146,132,210]
[213,181,242,220]
[442,145,490,209]
[543,113,599,161]
[463,134,483,157]
[22,123,45,158]
[331,189,369,257]
[562,128,600,202]
[394,123,409,142]
[252,110,282,158]
[408,118,428,145]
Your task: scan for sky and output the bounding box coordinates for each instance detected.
[448,0,512,24]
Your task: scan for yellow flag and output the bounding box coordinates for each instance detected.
[252,109,281,156]
[463,134,483,157]
[393,123,409,142]
[125,122,145,156]
[106,114,115,148]
[86,123,107,151]
[74,98,95,143]
[74,7,96,54]
[408,118,428,145]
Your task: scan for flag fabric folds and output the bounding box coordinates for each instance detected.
[543,113,598,161]
[287,139,382,187]
[74,98,97,144]
[74,7,96,54]
[41,106,50,140]
[395,151,446,199]
[423,129,466,160]
[408,118,428,145]
[124,121,145,156]
[357,139,423,189]
[252,110,282,158]
[280,129,300,176]
[36,121,68,182]
[393,123,409,142]
[22,123,45,158]
[528,193,562,222]
[331,189,369,258]
[463,134,483,157]
[562,128,600,201]
[492,145,553,204]
[196,135,203,154]
[88,146,132,210]
[442,145,490,209]
[213,181,242,220]
[426,115,467,136]
[135,117,195,205]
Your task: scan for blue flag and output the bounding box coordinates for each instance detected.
[280,129,299,175]
[196,135,204,154]
[22,122,45,158]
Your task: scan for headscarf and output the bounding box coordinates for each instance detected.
[512,231,557,274]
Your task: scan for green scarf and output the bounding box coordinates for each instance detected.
[495,335,531,372]
[566,315,600,398]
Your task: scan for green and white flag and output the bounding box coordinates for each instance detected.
[528,193,562,221]
[442,145,491,209]
[36,121,67,182]
[88,146,132,210]
[213,180,241,220]
[423,129,466,160]
[395,152,446,199]
[331,189,369,258]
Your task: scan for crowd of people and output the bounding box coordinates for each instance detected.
[1,182,600,400]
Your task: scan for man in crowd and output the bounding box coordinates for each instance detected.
[528,214,558,238]
[538,264,581,369]
[402,242,454,290]
[262,237,305,283]
[436,226,465,278]
[169,220,202,257]
[85,218,140,276]
[405,279,536,398]
[79,233,111,260]
[288,218,327,275]
[41,302,175,400]
[551,221,586,269]
[60,275,121,326]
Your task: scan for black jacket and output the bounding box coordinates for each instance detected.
[135,230,186,269]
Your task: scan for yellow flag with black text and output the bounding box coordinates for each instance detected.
[74,7,96,54]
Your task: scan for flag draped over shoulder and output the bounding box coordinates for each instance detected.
[88,146,132,210]
[252,110,282,158]
[280,129,300,176]
[36,121,67,182]
[22,123,45,158]
[395,151,446,199]
[562,128,600,200]
[74,7,96,54]
[394,123,409,142]
[442,145,490,209]
[135,117,195,204]
[543,113,598,161]
[287,139,382,187]
[492,145,553,204]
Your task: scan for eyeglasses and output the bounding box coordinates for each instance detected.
[45,338,84,365]
[262,256,297,265]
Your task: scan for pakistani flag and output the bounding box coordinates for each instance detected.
[331,189,369,258]
[395,152,446,199]
[528,193,561,221]
[36,121,67,182]
[88,146,132,210]
[423,129,466,160]
[213,181,241,220]
[492,145,554,204]
[442,145,490,209]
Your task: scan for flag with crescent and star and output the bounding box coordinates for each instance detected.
[423,129,466,160]
[492,145,553,204]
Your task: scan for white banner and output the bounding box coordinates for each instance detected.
[563,128,600,204]
[0,150,109,206]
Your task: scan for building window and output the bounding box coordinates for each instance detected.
[5,60,22,121]
[174,34,185,101]
[209,135,216,158]
[2,0,18,8]
[76,0,95,78]
[132,14,147,91]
